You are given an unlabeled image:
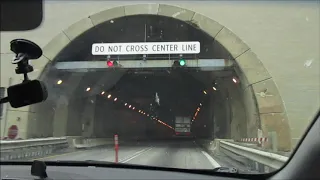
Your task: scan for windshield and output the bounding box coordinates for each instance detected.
[1,0,319,175]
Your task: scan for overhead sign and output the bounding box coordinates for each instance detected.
[92,41,200,55]
[55,59,229,71]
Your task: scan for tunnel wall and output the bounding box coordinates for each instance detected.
[66,98,84,136]
[211,90,229,139]
[94,95,156,138]
[211,73,292,151]
[210,78,248,140]
[216,78,248,140]
[192,97,214,138]
[0,2,318,150]
[228,82,248,140]
[94,96,120,138]
[27,100,55,138]
[79,96,96,137]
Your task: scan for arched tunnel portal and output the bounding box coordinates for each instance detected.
[26,4,291,151]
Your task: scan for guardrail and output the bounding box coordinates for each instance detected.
[1,137,68,151]
[0,136,117,161]
[200,139,289,173]
[219,140,288,170]
[0,137,70,161]
[72,138,114,149]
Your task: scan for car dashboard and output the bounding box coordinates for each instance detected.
[1,164,240,180]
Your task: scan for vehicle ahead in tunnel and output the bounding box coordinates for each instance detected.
[0,0,319,179]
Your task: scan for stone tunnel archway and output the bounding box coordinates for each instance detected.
[28,4,291,151]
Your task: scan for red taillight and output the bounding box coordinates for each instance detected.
[175,132,180,135]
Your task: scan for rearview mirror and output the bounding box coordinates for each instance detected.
[1,0,43,31]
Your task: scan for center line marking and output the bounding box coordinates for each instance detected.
[120,147,153,163]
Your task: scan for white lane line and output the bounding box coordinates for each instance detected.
[201,150,221,168]
[119,148,150,161]
[120,147,153,163]
[192,141,221,168]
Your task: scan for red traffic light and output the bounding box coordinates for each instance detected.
[107,60,114,67]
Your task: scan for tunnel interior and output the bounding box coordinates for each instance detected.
[29,15,248,140]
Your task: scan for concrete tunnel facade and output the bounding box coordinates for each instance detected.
[1,2,319,152]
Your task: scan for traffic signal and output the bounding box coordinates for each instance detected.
[107,60,113,67]
[173,58,186,67]
[106,59,118,67]
[179,59,186,66]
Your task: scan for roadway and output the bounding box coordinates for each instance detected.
[34,141,221,169]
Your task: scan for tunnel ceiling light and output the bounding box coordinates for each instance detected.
[132,107,135,110]
[86,87,91,91]
[212,87,217,91]
[107,94,112,98]
[110,20,114,23]
[57,80,63,85]
[138,110,141,112]
[199,103,202,106]
[129,105,131,108]
[203,90,207,95]
[101,91,105,95]
[232,77,238,83]
[124,103,127,106]
[114,97,117,101]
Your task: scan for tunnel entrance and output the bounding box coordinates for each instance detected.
[26,4,291,151]
[33,14,236,140]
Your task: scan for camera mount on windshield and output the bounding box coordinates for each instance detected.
[10,39,43,82]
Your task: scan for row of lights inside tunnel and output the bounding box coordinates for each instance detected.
[55,77,238,88]
[83,86,174,131]
[202,77,238,95]
[192,77,239,122]
[55,77,239,125]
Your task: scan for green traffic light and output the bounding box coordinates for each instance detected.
[179,59,186,66]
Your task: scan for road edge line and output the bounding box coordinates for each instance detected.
[201,150,221,168]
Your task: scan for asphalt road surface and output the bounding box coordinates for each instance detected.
[34,141,221,169]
